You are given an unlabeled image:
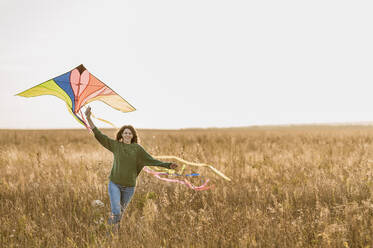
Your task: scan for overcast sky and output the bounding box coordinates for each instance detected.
[1,0,373,129]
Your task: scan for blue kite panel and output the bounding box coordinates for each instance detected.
[53,71,75,111]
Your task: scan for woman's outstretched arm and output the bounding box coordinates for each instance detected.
[137,144,178,170]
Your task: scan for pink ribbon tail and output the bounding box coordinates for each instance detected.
[143,167,212,191]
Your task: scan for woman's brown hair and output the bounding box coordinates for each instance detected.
[116,125,139,143]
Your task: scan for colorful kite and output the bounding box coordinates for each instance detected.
[16,64,135,128]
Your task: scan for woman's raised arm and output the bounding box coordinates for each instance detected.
[85,106,116,152]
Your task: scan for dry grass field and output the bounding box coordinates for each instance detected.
[1,126,373,247]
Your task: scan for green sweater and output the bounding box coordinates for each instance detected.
[92,127,171,187]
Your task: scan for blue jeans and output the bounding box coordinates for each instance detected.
[108,181,135,224]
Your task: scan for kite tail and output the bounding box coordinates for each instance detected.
[143,167,213,191]
[91,113,117,129]
[66,106,90,129]
[79,109,92,131]
[80,106,117,129]
[153,155,231,181]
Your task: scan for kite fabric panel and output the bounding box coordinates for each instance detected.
[16,64,136,128]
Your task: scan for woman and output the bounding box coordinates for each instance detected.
[84,107,177,230]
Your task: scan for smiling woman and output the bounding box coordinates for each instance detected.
[116,125,137,144]
[84,106,178,233]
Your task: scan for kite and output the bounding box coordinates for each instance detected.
[16,64,135,129]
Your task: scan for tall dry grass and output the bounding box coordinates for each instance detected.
[1,126,373,247]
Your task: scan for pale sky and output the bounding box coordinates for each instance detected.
[1,0,373,129]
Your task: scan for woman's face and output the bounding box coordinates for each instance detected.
[121,128,133,144]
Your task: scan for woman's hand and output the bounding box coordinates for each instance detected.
[170,163,178,169]
[84,106,96,129]
[85,106,92,118]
